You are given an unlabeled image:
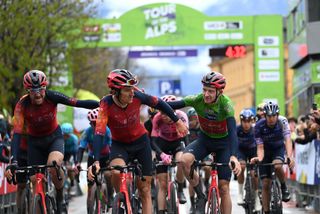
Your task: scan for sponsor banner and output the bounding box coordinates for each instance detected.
[295,141,316,184]
[128,49,197,58]
[259,71,280,82]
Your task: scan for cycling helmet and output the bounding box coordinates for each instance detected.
[240,109,255,121]
[87,108,99,122]
[263,101,280,116]
[161,95,177,102]
[61,123,73,135]
[187,108,197,118]
[23,70,48,89]
[257,102,266,111]
[107,69,138,90]
[148,107,158,117]
[201,71,226,89]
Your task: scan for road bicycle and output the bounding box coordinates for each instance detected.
[110,159,144,214]
[190,155,235,214]
[257,160,292,214]
[8,161,65,214]
[155,160,181,214]
[240,162,260,214]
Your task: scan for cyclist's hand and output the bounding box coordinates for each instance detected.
[160,152,172,165]
[287,156,295,169]
[250,157,259,164]
[88,161,100,181]
[5,161,17,181]
[230,156,241,176]
[73,163,81,174]
[175,119,188,137]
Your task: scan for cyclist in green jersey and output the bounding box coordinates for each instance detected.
[167,71,241,214]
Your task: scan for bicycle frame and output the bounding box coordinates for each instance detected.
[10,161,62,214]
[118,167,133,214]
[207,163,221,212]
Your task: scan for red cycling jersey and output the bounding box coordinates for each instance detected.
[13,90,98,137]
[95,90,179,144]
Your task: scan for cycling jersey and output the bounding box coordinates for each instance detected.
[168,93,238,156]
[151,110,189,141]
[64,133,78,155]
[255,115,291,149]
[237,125,256,149]
[93,90,179,160]
[79,126,111,157]
[11,90,99,161]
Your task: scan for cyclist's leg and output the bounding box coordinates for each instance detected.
[216,146,232,214]
[272,144,290,201]
[101,156,113,206]
[259,153,272,212]
[237,148,246,204]
[86,156,95,212]
[134,134,153,214]
[156,172,167,212]
[174,142,187,204]
[16,151,28,213]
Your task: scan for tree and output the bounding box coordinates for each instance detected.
[0,0,96,114]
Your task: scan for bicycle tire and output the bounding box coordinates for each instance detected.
[94,185,102,214]
[32,194,45,214]
[45,194,56,214]
[270,181,283,214]
[207,188,220,214]
[167,182,178,214]
[244,176,255,214]
[88,184,97,214]
[112,192,129,214]
[19,187,31,214]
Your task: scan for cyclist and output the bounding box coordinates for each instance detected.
[256,102,266,122]
[236,109,261,211]
[167,71,241,214]
[5,70,99,212]
[74,108,113,212]
[150,95,188,213]
[186,107,211,214]
[61,122,78,197]
[87,69,188,213]
[251,101,295,213]
[144,107,158,137]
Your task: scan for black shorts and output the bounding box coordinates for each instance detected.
[238,147,257,162]
[259,144,285,179]
[155,138,184,174]
[184,132,232,181]
[87,156,109,186]
[28,126,64,165]
[109,134,152,176]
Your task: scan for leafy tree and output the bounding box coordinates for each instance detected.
[0,0,96,114]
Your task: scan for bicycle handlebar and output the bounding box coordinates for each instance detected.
[189,160,235,180]
[7,161,62,185]
[253,160,293,175]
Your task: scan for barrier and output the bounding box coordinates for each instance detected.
[0,163,17,213]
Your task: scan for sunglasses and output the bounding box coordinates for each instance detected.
[27,86,46,94]
[120,78,138,86]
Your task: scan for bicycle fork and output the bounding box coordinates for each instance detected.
[119,171,133,214]
[34,173,48,214]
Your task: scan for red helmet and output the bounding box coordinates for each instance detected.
[87,108,99,122]
[161,95,177,102]
[107,69,138,90]
[23,70,48,89]
[201,71,226,89]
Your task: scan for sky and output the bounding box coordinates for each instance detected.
[92,0,289,96]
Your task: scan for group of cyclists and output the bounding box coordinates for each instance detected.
[2,68,295,214]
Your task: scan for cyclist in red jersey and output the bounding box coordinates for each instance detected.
[87,69,188,214]
[5,70,99,212]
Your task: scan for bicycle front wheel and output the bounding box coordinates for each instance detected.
[45,194,56,214]
[207,188,221,214]
[112,192,130,214]
[32,194,45,214]
[167,182,179,214]
[19,187,31,214]
[270,181,283,214]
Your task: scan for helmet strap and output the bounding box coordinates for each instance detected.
[213,89,222,103]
